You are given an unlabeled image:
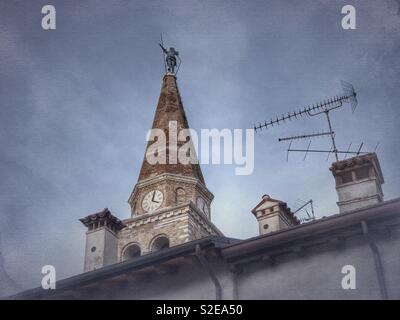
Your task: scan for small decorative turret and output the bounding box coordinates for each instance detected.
[251,195,300,235]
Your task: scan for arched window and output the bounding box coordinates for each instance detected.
[151,236,170,252]
[175,188,186,204]
[122,244,141,261]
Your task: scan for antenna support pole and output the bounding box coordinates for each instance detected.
[324,110,339,161]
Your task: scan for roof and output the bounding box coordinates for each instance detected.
[223,197,400,263]
[251,195,285,213]
[8,236,238,300]
[8,197,400,300]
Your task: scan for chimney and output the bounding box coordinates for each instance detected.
[330,153,384,213]
[80,208,126,272]
[251,195,300,235]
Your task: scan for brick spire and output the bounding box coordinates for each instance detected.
[138,74,205,183]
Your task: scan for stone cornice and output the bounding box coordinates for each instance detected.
[128,173,213,204]
[122,201,223,236]
[80,208,126,231]
[330,152,384,184]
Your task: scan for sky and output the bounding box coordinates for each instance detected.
[1,0,400,294]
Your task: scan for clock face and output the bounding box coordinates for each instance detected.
[142,190,164,213]
[196,197,205,214]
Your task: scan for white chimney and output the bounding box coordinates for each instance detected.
[251,195,300,235]
[330,153,384,213]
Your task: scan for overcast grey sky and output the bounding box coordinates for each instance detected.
[1,0,400,293]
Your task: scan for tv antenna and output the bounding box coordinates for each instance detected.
[254,81,373,162]
[293,199,315,223]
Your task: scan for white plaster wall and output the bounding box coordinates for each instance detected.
[236,232,400,299]
[103,229,119,267]
[84,228,118,272]
[337,179,381,203]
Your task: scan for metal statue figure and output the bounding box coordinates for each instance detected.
[159,44,179,74]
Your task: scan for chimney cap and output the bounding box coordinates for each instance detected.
[79,208,126,231]
[330,152,384,184]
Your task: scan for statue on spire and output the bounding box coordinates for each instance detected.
[159,43,179,74]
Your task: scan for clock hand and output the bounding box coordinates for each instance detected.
[151,191,160,203]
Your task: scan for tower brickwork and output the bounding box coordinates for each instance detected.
[81,72,222,270]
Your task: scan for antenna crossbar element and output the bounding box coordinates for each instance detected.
[344,142,352,160]
[294,200,311,214]
[356,142,364,155]
[326,145,333,161]
[303,140,312,160]
[287,148,370,155]
[254,81,358,132]
[278,131,334,142]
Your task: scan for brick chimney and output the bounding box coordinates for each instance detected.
[251,195,300,235]
[330,153,384,213]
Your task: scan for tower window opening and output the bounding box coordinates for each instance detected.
[151,236,170,252]
[355,166,370,180]
[340,171,353,184]
[122,244,141,261]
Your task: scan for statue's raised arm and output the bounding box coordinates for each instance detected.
[159,43,168,54]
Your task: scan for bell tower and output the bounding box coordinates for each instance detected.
[118,73,222,260]
[128,74,210,216]
[80,49,223,272]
